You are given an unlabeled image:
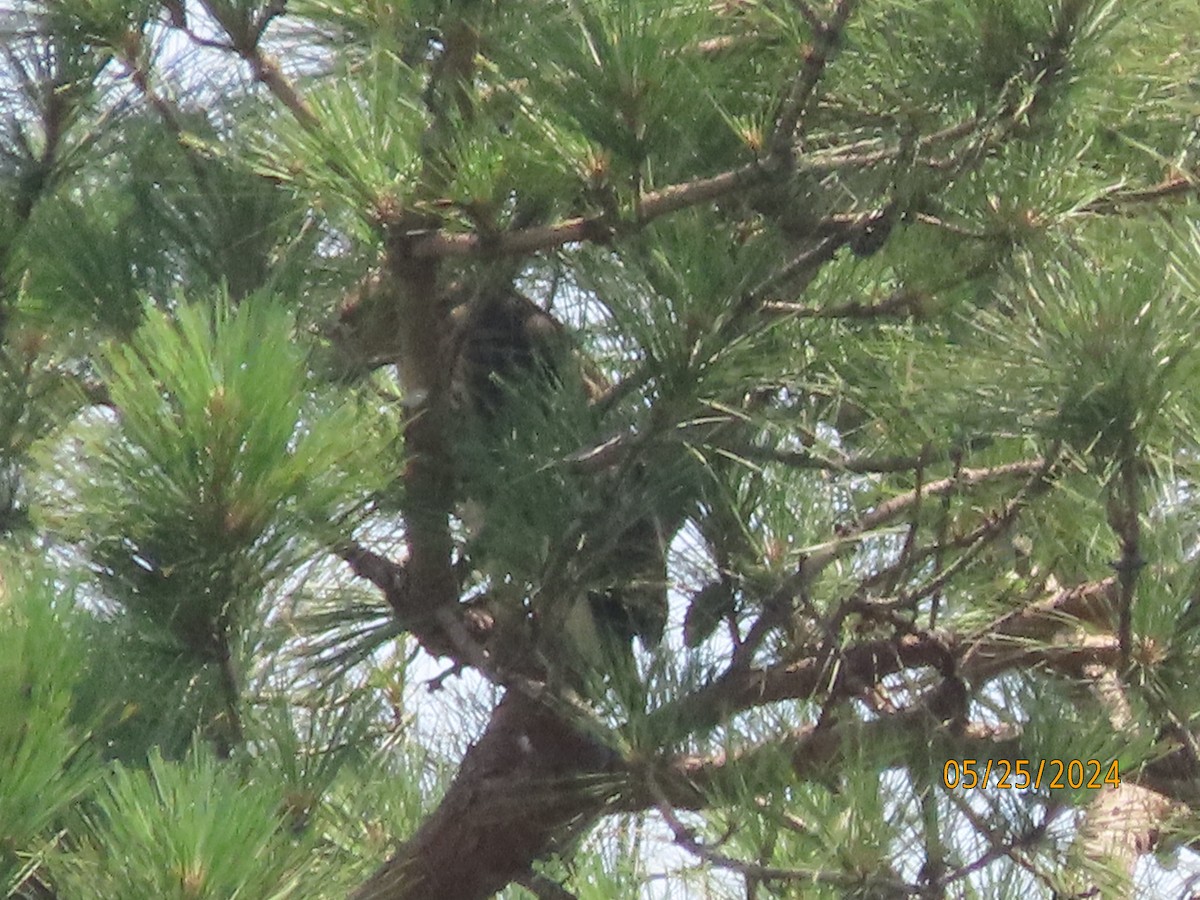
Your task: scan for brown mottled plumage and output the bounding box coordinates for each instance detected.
[443,285,583,417]
[444,284,667,653]
[332,273,667,653]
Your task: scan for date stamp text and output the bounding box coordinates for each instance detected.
[942,758,1120,791]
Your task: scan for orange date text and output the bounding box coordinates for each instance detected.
[942,758,1120,791]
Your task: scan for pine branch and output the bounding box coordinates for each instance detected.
[1084,171,1200,213]
[351,690,621,900]
[196,0,319,129]
[769,0,859,159]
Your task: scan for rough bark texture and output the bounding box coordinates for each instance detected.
[352,691,619,900]
[1069,666,1183,895]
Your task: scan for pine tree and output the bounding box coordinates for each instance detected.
[3,0,1200,897]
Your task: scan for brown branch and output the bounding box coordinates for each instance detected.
[632,691,1027,816]
[688,687,1185,898]
[926,446,960,628]
[651,632,950,736]
[794,458,1049,592]
[336,539,491,667]
[959,577,1119,682]
[1083,172,1200,213]
[351,690,622,900]
[197,0,319,130]
[1106,454,1144,665]
[730,440,944,474]
[211,627,244,758]
[414,161,767,258]
[426,10,479,125]
[695,32,779,55]
[742,232,845,307]
[787,0,825,34]
[5,49,68,223]
[115,33,229,212]
[810,116,984,170]
[646,676,1161,818]
[245,48,319,129]
[400,106,991,268]
[653,571,1122,745]
[365,231,460,657]
[725,568,809,675]
[770,0,859,158]
[685,454,1056,713]
[2,34,85,334]
[760,286,928,320]
[893,448,1060,612]
[633,615,1130,818]
[937,780,1062,890]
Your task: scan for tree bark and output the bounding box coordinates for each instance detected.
[352,691,619,900]
[1068,666,1182,896]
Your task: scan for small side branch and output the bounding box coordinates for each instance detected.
[769,0,859,158]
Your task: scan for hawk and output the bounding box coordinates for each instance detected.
[445,282,669,660]
[333,273,669,668]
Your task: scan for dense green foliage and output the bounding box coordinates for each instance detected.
[3,0,1200,897]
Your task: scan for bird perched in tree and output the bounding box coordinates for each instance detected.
[443,283,588,417]
[443,281,668,672]
[331,271,669,674]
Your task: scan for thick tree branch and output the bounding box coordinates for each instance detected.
[653,573,1121,743]
[351,690,621,900]
[959,577,1118,681]
[1069,663,1180,894]
[336,541,464,661]
[415,161,769,257]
